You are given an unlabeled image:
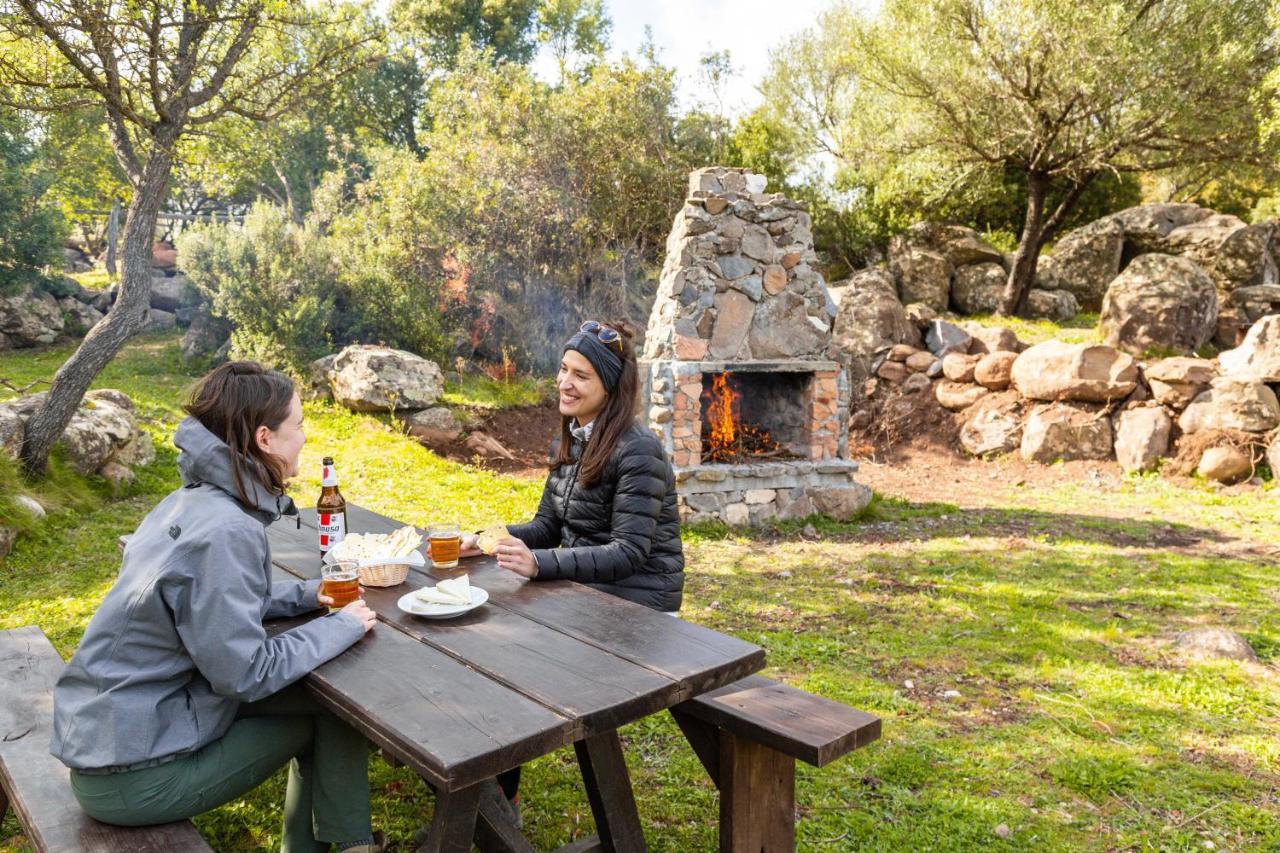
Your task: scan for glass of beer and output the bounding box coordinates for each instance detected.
[428,524,461,570]
[321,560,361,612]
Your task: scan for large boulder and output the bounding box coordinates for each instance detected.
[1178,377,1280,434]
[924,320,972,357]
[328,345,445,413]
[404,406,463,444]
[974,351,1018,391]
[829,267,921,350]
[1267,433,1280,479]
[58,297,105,333]
[1144,357,1218,409]
[1174,627,1258,662]
[890,247,952,312]
[0,389,149,476]
[959,392,1024,456]
[890,222,1004,268]
[1161,215,1276,294]
[1012,341,1139,403]
[1038,218,1125,311]
[0,288,65,346]
[1020,402,1114,463]
[961,323,1024,354]
[1197,445,1253,484]
[1023,288,1079,322]
[149,272,200,312]
[950,263,1006,315]
[147,309,177,332]
[180,308,233,363]
[1110,203,1214,254]
[1098,254,1218,356]
[809,483,874,521]
[0,406,22,460]
[935,380,989,411]
[1218,314,1280,383]
[1113,406,1172,473]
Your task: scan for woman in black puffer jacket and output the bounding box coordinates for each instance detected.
[460,320,685,814]
[463,320,685,613]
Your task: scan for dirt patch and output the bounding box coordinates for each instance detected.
[854,442,1125,506]
[1165,428,1269,478]
[418,401,559,477]
[849,385,964,462]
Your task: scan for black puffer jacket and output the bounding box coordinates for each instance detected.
[507,423,684,612]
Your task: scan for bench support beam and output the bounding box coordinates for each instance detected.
[720,733,795,853]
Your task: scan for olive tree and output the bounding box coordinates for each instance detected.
[0,0,378,475]
[812,0,1276,313]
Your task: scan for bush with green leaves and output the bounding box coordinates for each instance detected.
[314,46,698,368]
[0,108,68,296]
[178,202,335,374]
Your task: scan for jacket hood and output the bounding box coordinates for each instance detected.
[174,416,297,522]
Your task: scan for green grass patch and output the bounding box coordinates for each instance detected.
[439,373,552,410]
[964,312,1100,345]
[68,269,114,291]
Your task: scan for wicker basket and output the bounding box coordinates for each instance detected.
[357,562,411,587]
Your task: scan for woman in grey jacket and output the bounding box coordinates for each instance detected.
[50,362,383,853]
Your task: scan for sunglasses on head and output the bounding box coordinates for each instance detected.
[581,320,623,353]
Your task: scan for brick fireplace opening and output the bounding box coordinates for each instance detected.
[638,166,868,526]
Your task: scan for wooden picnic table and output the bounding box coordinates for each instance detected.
[264,503,766,852]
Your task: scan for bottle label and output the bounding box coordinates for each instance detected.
[322,464,339,487]
[319,511,346,552]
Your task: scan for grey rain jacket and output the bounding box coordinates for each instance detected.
[50,417,365,772]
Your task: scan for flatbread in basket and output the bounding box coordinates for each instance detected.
[323,525,425,586]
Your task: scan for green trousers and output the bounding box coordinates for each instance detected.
[69,683,372,852]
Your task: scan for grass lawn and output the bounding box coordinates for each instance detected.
[3,333,1278,851]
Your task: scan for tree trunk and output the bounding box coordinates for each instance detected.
[999,171,1051,316]
[19,150,174,476]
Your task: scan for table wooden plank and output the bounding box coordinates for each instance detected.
[265,568,576,792]
[268,523,684,736]
[297,505,765,696]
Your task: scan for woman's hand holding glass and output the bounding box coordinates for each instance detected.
[333,598,376,632]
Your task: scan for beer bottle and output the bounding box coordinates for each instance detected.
[317,456,347,556]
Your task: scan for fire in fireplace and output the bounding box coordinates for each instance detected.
[699,371,809,463]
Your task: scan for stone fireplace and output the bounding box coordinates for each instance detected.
[639,167,866,525]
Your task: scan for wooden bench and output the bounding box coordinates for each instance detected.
[670,675,881,852]
[0,626,212,852]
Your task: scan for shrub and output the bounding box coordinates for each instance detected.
[178,202,335,375]
[0,109,68,295]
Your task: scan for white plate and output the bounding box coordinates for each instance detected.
[397,585,489,619]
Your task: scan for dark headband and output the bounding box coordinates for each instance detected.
[565,330,624,393]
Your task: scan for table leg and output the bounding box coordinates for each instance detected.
[475,778,536,853]
[574,731,647,853]
[417,781,483,853]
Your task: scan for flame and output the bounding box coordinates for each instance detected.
[701,372,789,463]
[706,373,739,451]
